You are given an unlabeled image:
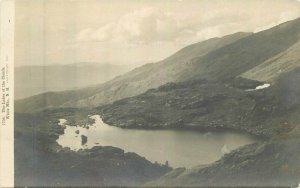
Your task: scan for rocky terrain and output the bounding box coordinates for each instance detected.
[99,66,300,138]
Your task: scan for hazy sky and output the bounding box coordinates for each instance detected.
[16,0,300,67]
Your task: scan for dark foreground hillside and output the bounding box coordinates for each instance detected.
[14,110,171,187]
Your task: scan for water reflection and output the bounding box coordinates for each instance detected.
[57,115,257,168]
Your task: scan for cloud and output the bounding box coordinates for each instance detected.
[75,4,300,46]
[76,7,193,44]
[75,7,244,45]
[71,2,300,64]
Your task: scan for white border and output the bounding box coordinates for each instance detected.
[0,0,14,187]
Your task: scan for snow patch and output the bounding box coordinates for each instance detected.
[255,83,270,90]
[246,83,270,91]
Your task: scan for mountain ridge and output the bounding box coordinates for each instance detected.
[15,32,251,112]
[15,17,300,113]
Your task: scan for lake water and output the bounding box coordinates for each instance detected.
[56,115,258,168]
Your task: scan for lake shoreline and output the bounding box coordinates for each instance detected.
[57,114,260,168]
[99,116,268,141]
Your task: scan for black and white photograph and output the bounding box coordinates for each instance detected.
[1,0,300,187]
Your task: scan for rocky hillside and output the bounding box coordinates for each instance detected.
[98,67,300,138]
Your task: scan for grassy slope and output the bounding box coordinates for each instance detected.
[241,40,300,82]
[178,17,300,82]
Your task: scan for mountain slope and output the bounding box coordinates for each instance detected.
[178,17,300,81]
[241,40,300,82]
[16,18,300,113]
[15,63,132,99]
[15,32,250,112]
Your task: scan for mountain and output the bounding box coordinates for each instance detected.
[15,32,251,112]
[15,63,133,99]
[179,18,300,81]
[16,18,300,113]
[99,46,300,187]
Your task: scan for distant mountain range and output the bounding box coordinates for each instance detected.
[15,63,133,99]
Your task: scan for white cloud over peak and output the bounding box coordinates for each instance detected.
[38,0,300,66]
[75,2,300,47]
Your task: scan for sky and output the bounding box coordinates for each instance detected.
[15,0,300,67]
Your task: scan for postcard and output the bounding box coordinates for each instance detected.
[1,0,300,187]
